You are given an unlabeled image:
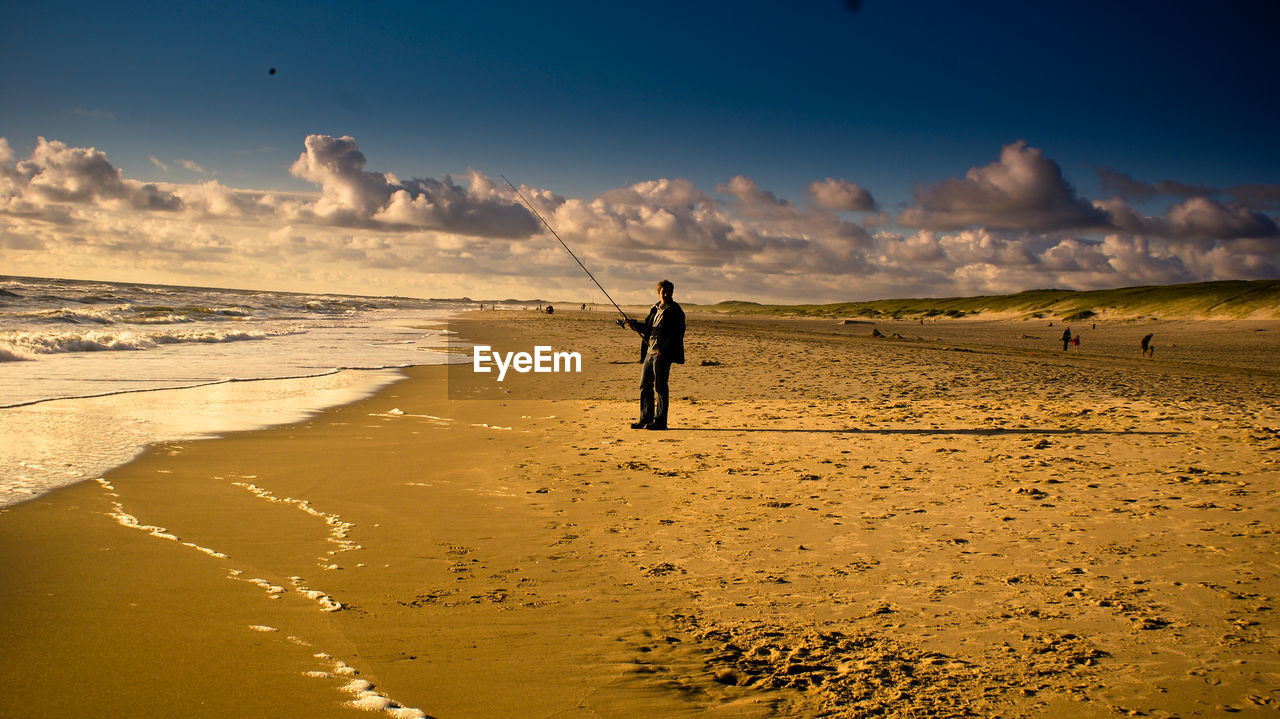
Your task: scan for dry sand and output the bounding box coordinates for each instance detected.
[1,310,1278,718]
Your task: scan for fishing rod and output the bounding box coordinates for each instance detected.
[501,174,632,324]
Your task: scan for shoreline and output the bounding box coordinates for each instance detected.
[0,366,413,509]
[2,311,1278,717]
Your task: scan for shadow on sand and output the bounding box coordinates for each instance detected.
[672,427,1181,437]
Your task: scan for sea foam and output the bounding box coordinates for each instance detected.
[2,275,464,507]
[0,327,290,359]
[108,500,229,559]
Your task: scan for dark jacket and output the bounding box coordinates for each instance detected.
[637,301,685,364]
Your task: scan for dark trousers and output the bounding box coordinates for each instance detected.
[639,352,672,427]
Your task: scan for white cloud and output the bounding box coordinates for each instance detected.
[180,159,206,175]
[149,156,169,172]
[287,134,538,237]
[2,137,182,213]
[2,133,1277,303]
[900,141,1110,231]
[170,180,277,219]
[1163,196,1277,239]
[809,177,876,212]
[718,175,804,221]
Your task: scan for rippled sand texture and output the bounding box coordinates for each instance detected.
[1,311,1276,718]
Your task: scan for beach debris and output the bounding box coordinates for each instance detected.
[869,328,886,338]
[1015,486,1050,500]
[643,562,685,577]
[632,613,1108,717]
[700,359,721,366]
[1132,616,1171,631]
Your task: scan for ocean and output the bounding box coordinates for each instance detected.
[0,275,470,507]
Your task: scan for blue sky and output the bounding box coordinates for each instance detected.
[2,1,1278,303]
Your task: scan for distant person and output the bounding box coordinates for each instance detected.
[1061,327,1072,352]
[620,279,686,430]
[1141,333,1154,358]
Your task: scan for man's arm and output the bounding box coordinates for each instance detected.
[621,306,657,335]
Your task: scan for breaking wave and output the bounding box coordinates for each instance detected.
[14,304,255,325]
[0,327,301,361]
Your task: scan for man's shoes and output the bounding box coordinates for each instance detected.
[630,421,650,429]
[645,423,668,431]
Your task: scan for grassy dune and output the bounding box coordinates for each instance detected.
[701,279,1280,321]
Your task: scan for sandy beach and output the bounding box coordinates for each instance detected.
[2,310,1278,718]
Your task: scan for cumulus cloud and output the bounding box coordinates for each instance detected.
[718,175,805,221]
[287,134,397,220]
[517,174,873,279]
[1040,237,1113,274]
[1,137,183,213]
[1096,166,1280,215]
[1163,196,1278,239]
[1093,195,1278,240]
[809,177,876,211]
[288,134,538,237]
[3,133,1277,303]
[170,180,281,219]
[861,226,1279,298]
[548,179,747,265]
[900,141,1110,231]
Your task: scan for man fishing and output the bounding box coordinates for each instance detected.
[501,176,686,429]
[621,280,686,430]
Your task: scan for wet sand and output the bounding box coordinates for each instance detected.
[1,311,1278,717]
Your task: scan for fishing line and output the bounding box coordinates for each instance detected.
[501,175,631,323]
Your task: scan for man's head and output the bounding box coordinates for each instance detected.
[656,279,674,305]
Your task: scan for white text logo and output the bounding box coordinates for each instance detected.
[472,345,582,382]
